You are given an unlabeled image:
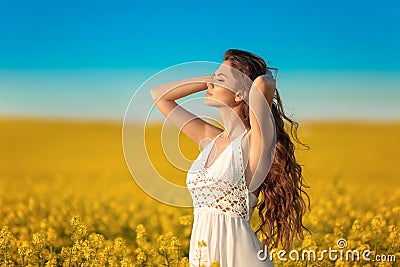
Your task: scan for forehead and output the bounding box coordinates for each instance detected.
[215,61,234,75]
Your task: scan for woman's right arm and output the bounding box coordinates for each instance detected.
[150,75,221,146]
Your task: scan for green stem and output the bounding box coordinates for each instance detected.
[4,246,8,266]
[198,249,201,267]
[68,247,72,267]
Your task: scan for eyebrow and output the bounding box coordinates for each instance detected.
[214,72,228,78]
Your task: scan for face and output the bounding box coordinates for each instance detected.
[204,61,252,108]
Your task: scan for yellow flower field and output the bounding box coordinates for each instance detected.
[0,117,399,266]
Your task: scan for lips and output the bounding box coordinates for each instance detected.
[206,90,212,97]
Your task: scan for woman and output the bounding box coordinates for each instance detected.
[150,49,311,266]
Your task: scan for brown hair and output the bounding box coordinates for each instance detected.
[223,48,311,251]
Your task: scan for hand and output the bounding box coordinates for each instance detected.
[254,73,276,87]
[201,74,214,88]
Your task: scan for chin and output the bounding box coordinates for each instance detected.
[204,98,219,107]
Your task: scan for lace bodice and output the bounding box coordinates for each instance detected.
[186,129,258,221]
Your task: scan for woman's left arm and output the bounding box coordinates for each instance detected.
[247,74,277,192]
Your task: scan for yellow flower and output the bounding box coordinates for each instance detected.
[114,237,126,250]
[89,233,104,249]
[179,257,189,267]
[157,235,168,254]
[392,206,400,215]
[45,258,57,267]
[70,215,81,227]
[136,224,146,238]
[0,226,13,249]
[361,231,372,243]
[198,240,207,247]
[171,236,181,247]
[371,215,386,229]
[178,215,192,226]
[351,219,361,231]
[136,249,146,263]
[387,224,398,242]
[32,232,45,249]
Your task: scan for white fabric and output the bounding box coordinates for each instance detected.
[186,129,274,266]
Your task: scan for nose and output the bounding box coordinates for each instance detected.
[206,81,214,89]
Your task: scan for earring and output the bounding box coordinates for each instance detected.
[235,91,242,100]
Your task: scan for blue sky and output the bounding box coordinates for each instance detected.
[0,0,399,122]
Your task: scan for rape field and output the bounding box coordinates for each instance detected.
[0,117,399,266]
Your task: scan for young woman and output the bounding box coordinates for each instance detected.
[150,49,311,266]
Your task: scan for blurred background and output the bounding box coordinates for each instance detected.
[1,1,399,266]
[1,0,399,122]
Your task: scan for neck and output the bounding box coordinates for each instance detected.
[219,105,247,139]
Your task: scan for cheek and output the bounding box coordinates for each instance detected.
[216,87,235,103]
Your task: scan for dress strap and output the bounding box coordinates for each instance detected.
[203,130,224,152]
[202,129,248,170]
[232,128,251,221]
[232,129,248,183]
[232,128,248,147]
[199,130,224,169]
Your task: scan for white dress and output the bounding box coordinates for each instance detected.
[186,129,274,267]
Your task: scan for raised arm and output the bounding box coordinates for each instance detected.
[150,75,222,146]
[247,74,277,193]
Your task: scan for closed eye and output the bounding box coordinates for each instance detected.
[213,72,227,82]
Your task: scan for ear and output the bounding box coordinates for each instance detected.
[234,91,244,103]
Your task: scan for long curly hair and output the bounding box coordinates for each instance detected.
[223,48,312,251]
